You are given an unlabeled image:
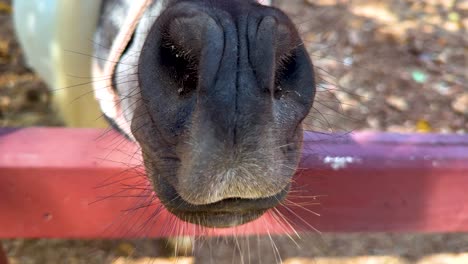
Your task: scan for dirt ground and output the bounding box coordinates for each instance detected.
[1,0,467,263]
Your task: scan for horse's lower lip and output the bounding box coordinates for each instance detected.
[154,171,289,205]
[168,210,267,228]
[150,167,290,227]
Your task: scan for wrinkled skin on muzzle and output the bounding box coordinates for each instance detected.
[132,0,315,228]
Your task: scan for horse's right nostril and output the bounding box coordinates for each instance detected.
[157,13,224,97]
[159,38,199,96]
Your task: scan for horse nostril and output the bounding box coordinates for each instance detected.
[160,37,199,96]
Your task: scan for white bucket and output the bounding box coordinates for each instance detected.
[13,0,106,127]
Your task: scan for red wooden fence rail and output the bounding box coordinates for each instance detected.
[0,127,467,240]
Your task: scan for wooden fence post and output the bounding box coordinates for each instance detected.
[0,242,8,264]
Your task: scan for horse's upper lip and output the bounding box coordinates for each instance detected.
[152,172,289,227]
[157,175,290,213]
[170,193,287,213]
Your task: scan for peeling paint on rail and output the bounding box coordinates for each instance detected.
[323,156,361,170]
